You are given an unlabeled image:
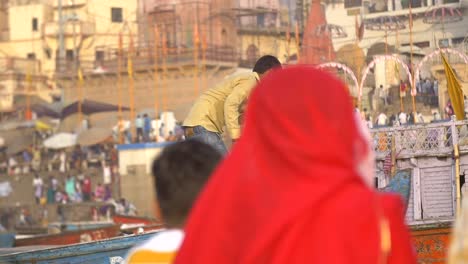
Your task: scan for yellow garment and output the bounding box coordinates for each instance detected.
[448,196,468,263]
[441,52,465,120]
[35,121,51,131]
[183,72,259,139]
[125,229,183,264]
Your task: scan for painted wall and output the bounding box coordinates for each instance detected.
[239,33,299,63]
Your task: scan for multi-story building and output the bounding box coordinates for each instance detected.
[0,0,138,112]
[300,0,467,112]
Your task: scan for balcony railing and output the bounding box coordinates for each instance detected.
[0,58,41,74]
[43,21,95,38]
[370,118,468,159]
[363,0,461,17]
[47,0,87,8]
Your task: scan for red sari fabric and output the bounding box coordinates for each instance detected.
[175,67,416,264]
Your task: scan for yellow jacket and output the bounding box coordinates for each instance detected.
[183,72,259,139]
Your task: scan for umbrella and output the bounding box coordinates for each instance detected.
[423,7,463,24]
[314,24,347,39]
[61,99,130,119]
[77,127,113,146]
[138,108,158,119]
[35,120,53,131]
[29,104,61,118]
[43,133,77,149]
[0,128,35,155]
[365,16,406,31]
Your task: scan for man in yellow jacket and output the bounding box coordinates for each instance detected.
[183,55,281,154]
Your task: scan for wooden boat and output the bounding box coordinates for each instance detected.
[48,221,114,231]
[0,233,15,248]
[0,231,157,264]
[14,225,121,247]
[112,214,159,225]
[120,223,165,235]
[411,222,452,264]
[14,226,48,235]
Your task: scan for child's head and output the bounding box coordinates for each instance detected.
[152,140,222,228]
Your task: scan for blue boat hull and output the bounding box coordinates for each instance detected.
[0,231,157,264]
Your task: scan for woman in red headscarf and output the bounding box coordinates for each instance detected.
[175,67,416,264]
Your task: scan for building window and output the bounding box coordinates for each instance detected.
[95,50,105,62]
[439,39,449,48]
[66,49,74,61]
[452,37,465,46]
[44,48,52,59]
[27,53,36,60]
[414,41,430,48]
[111,8,123,23]
[32,17,38,32]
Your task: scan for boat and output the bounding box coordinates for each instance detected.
[112,214,159,226]
[0,233,15,248]
[14,226,48,235]
[120,223,165,235]
[14,224,121,247]
[48,221,114,231]
[411,222,452,264]
[0,231,158,264]
[370,119,468,262]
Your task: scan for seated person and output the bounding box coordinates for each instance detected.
[125,140,222,263]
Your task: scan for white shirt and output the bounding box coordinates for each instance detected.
[33,178,43,187]
[125,229,184,264]
[377,113,388,126]
[398,112,407,124]
[103,166,112,185]
[8,157,17,167]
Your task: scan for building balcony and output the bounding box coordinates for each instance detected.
[362,0,461,18]
[43,20,95,38]
[0,57,41,74]
[47,0,87,8]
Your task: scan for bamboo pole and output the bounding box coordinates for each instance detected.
[201,32,207,92]
[117,33,123,144]
[295,21,300,63]
[286,24,291,63]
[161,28,169,137]
[25,71,32,120]
[127,31,136,135]
[193,24,200,98]
[396,25,404,113]
[409,2,416,113]
[77,68,84,125]
[153,25,160,142]
[455,144,461,216]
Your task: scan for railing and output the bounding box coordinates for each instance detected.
[56,44,238,77]
[43,21,95,37]
[0,58,41,74]
[55,59,95,76]
[370,118,468,158]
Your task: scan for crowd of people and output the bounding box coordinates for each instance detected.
[0,141,120,208]
[114,117,184,145]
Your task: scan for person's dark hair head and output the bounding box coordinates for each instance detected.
[152,140,222,227]
[252,55,281,75]
[143,114,148,118]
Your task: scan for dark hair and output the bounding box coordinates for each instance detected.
[252,55,281,74]
[152,140,222,227]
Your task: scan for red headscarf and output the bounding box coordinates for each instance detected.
[175,67,416,264]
